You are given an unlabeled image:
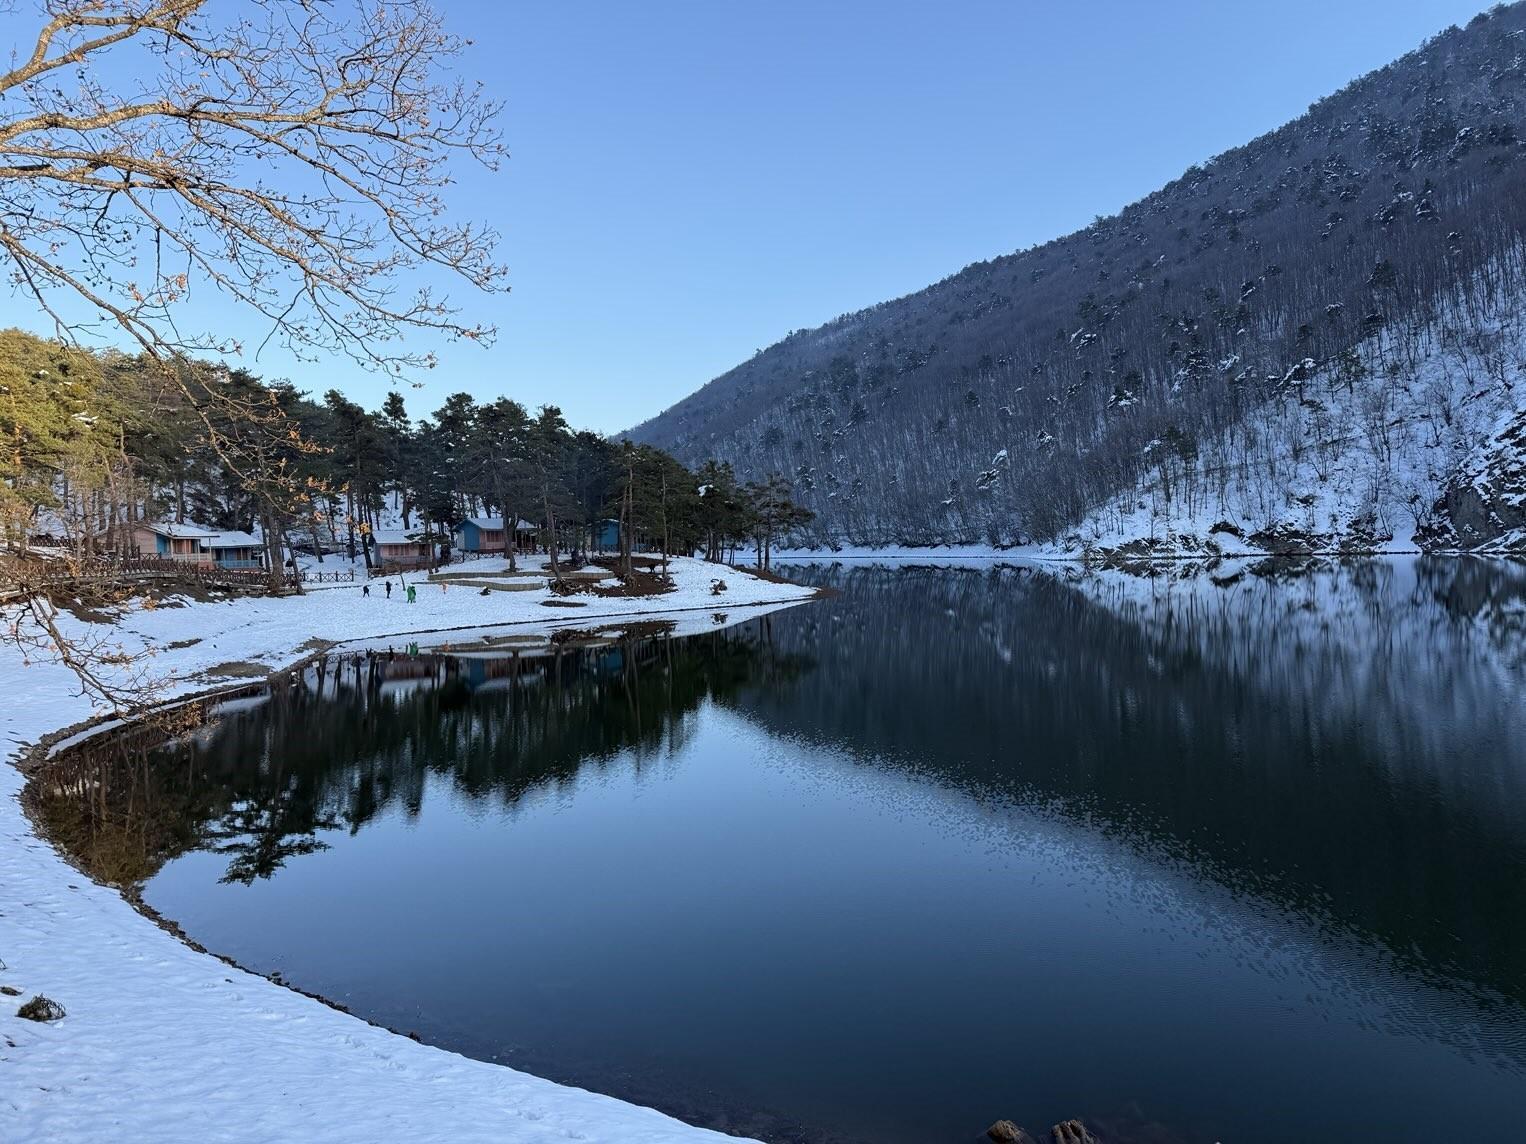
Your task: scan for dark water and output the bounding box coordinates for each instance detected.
[46,559,1526,1142]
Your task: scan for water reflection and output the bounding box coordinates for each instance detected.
[748,558,1526,1008]
[39,621,812,889]
[33,559,1526,1144]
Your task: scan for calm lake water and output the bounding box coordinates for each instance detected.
[49,560,1526,1142]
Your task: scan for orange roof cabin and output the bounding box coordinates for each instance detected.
[130,522,217,565]
[372,529,434,568]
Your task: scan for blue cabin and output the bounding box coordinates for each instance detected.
[593,519,620,551]
[454,516,538,553]
[206,530,265,569]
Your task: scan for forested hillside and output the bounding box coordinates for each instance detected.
[0,329,809,585]
[630,4,1526,552]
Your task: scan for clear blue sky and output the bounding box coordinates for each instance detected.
[2,0,1494,432]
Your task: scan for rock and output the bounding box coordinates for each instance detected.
[17,995,65,1022]
[1246,523,1325,556]
[1050,1119,1098,1144]
[1431,406,1526,551]
[986,1121,1035,1144]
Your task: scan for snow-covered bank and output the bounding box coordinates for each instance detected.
[2,557,813,1144]
[774,544,1042,565]
[1039,294,1526,562]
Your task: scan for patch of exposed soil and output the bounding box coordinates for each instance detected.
[548,566,676,598]
[196,660,272,679]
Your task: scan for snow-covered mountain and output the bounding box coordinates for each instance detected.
[629,4,1526,553]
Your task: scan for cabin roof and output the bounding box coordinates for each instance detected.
[372,529,428,546]
[206,530,260,548]
[141,521,218,539]
[460,516,536,531]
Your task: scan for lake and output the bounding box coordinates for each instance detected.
[40,559,1526,1142]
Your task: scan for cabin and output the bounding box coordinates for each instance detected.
[453,516,538,553]
[371,529,434,569]
[205,530,265,569]
[593,518,621,551]
[130,522,217,565]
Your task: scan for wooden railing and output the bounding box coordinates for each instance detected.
[0,555,355,600]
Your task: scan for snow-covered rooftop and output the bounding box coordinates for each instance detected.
[461,517,536,531]
[141,522,217,539]
[372,529,429,546]
[206,531,260,548]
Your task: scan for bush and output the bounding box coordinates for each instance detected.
[18,995,65,1022]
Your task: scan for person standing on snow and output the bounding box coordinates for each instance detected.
[385,581,393,599]
[406,584,417,604]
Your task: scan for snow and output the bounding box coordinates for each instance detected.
[1045,290,1526,559]
[370,527,428,546]
[459,516,536,531]
[140,522,218,539]
[204,530,260,549]
[1,555,814,1143]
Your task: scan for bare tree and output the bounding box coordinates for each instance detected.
[1,0,506,707]
[0,0,506,373]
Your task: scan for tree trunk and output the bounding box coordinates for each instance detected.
[659,469,670,579]
[543,490,561,579]
[261,508,285,592]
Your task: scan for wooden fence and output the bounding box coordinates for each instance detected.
[0,557,353,601]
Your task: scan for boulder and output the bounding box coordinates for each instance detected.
[1050,1120,1098,1144]
[18,994,65,1022]
[1432,407,1526,550]
[987,1120,1036,1144]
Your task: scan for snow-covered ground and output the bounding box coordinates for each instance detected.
[1044,295,1526,559]
[774,543,1041,564]
[1,556,814,1143]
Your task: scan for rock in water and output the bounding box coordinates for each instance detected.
[1050,1119,1098,1144]
[17,995,65,1022]
[987,1121,1035,1143]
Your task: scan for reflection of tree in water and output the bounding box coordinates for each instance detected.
[740,559,1526,1006]
[38,622,811,888]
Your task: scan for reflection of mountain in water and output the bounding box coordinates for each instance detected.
[38,559,1526,1010]
[38,625,811,887]
[731,559,1526,1005]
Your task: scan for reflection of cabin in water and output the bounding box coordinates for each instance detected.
[458,655,545,691]
[374,655,445,700]
[367,638,671,701]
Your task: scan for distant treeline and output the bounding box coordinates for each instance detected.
[1,328,811,584]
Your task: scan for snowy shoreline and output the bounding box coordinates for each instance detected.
[2,557,815,1144]
[773,539,1523,565]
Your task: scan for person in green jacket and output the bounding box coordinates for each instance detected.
[406,583,417,604]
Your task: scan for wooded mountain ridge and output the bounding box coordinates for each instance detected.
[629,4,1526,553]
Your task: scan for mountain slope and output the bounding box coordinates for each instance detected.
[629,4,1526,551]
